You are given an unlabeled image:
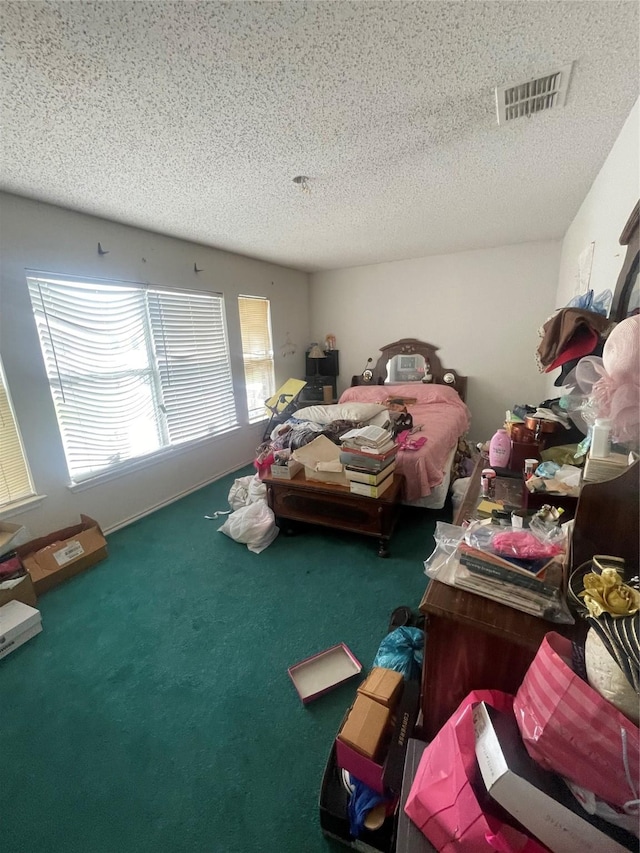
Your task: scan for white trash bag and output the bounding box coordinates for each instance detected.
[219,500,279,554]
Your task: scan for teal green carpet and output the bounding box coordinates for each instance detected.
[1,467,448,853]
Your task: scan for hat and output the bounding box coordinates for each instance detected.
[544,325,599,373]
[591,315,640,446]
[553,339,605,387]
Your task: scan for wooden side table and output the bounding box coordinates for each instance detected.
[420,453,584,739]
[264,470,404,557]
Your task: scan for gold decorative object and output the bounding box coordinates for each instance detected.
[579,568,640,618]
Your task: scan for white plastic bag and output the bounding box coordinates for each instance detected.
[228,475,254,510]
[219,501,279,554]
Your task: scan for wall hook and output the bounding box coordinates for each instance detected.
[97,242,109,256]
[194,263,203,273]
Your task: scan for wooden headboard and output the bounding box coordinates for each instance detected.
[351,338,467,401]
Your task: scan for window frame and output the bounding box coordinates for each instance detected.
[0,358,37,511]
[238,295,276,424]
[27,273,239,486]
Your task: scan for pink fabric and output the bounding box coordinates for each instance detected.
[339,384,470,501]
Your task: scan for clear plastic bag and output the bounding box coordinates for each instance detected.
[423,521,574,624]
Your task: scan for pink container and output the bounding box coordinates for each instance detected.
[489,428,511,468]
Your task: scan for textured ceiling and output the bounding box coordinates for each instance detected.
[1,1,638,272]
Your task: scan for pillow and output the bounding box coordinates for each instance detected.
[293,402,387,424]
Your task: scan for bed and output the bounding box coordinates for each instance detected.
[258,338,470,509]
[341,338,470,507]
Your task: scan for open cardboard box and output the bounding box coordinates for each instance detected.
[17,515,108,594]
[292,435,348,485]
[0,573,37,608]
[335,678,420,795]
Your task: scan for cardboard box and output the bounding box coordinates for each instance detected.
[396,738,437,853]
[288,643,362,704]
[0,522,30,556]
[474,702,635,853]
[292,435,348,485]
[0,573,37,608]
[0,600,42,661]
[336,679,420,795]
[357,667,404,709]
[319,741,396,853]
[17,515,108,594]
[270,459,303,480]
[338,693,391,761]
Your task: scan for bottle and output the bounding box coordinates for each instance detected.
[590,418,611,459]
[489,428,511,468]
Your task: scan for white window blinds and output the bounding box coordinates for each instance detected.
[0,361,35,508]
[27,276,237,483]
[238,296,275,423]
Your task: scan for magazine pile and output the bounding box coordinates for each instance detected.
[424,512,574,624]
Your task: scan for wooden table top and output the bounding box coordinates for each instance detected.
[263,469,404,502]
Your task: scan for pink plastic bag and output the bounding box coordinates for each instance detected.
[404,690,550,853]
[514,632,639,810]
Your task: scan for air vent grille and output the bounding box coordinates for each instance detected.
[496,63,573,124]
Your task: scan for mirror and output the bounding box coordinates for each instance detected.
[386,353,433,383]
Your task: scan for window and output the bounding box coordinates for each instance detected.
[27,275,237,484]
[238,296,275,423]
[0,360,35,508]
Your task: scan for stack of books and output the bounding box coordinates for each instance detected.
[339,427,397,498]
[454,543,564,618]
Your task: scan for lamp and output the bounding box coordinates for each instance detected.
[308,344,325,393]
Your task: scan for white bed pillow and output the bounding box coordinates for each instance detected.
[293,402,387,424]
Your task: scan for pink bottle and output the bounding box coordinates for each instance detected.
[489,428,511,468]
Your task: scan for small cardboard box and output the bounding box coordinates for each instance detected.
[338,693,391,761]
[0,573,37,608]
[0,600,42,661]
[270,459,303,480]
[293,435,348,485]
[357,667,404,709]
[17,515,107,594]
[335,679,420,795]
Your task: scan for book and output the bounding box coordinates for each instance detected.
[345,459,397,485]
[340,425,393,449]
[458,543,550,579]
[349,472,394,498]
[340,443,397,465]
[460,553,557,596]
[473,703,634,853]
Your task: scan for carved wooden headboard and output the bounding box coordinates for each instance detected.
[351,338,467,401]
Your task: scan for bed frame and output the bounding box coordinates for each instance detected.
[350,338,467,401]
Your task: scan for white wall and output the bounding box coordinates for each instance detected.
[310,241,561,444]
[0,193,309,535]
[556,99,639,310]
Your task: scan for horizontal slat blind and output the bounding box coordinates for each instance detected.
[238,296,275,422]
[148,289,237,441]
[0,362,34,507]
[27,276,237,483]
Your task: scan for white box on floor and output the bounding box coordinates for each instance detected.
[473,702,633,853]
[0,599,42,660]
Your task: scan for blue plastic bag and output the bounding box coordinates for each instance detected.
[372,626,424,681]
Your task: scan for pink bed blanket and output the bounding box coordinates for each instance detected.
[339,384,470,502]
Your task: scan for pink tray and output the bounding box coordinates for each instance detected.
[288,643,362,704]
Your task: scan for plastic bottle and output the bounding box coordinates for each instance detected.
[590,418,611,459]
[489,428,511,468]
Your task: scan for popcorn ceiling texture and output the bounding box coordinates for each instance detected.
[1,1,638,271]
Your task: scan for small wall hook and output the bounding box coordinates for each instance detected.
[97,242,109,256]
[194,263,203,273]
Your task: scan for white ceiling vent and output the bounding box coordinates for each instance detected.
[495,63,573,124]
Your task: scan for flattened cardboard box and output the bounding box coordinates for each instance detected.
[17,515,107,594]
